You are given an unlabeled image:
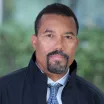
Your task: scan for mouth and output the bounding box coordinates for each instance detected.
[47,50,69,62]
[49,54,65,61]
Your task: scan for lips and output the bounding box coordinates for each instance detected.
[47,50,69,61]
[49,54,64,60]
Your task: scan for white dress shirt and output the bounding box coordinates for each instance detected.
[35,62,69,104]
[47,69,69,104]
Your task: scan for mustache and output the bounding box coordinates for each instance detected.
[47,50,69,60]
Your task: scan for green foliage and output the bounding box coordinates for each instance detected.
[0,23,33,75]
[76,28,104,91]
[0,24,104,91]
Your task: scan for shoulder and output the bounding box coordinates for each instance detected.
[0,67,28,91]
[76,76,104,102]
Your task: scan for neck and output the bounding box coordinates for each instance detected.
[35,60,69,81]
[46,71,68,82]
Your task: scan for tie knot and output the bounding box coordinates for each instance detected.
[48,83,62,88]
[47,83,62,104]
[48,83,62,96]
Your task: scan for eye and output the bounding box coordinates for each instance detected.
[65,35,72,39]
[46,34,53,37]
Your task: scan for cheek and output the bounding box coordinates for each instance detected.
[36,42,47,57]
[35,41,48,68]
[36,40,53,58]
[66,43,77,57]
[66,46,77,66]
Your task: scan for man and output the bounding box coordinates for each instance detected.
[0,3,104,104]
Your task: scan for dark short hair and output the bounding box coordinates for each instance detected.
[35,3,79,35]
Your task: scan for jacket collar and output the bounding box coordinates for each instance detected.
[26,52,77,104]
[27,52,77,87]
[27,53,47,104]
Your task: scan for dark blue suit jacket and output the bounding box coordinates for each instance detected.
[0,53,104,104]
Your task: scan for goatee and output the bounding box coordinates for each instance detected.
[47,50,69,74]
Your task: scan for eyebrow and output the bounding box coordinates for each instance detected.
[65,32,75,36]
[43,29,75,36]
[43,29,55,34]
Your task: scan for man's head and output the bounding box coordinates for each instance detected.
[35,3,79,35]
[32,3,79,80]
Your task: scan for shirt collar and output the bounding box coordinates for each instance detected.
[35,62,70,86]
[48,69,70,86]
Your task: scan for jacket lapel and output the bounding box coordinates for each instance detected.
[26,57,47,104]
[34,72,47,104]
[26,52,78,104]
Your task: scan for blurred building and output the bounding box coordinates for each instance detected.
[1,0,104,29]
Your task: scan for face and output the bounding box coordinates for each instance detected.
[32,14,78,77]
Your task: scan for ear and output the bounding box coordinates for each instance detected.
[31,34,37,49]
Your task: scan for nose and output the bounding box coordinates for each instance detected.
[54,37,64,51]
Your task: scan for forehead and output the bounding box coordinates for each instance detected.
[38,14,77,34]
[40,14,76,25]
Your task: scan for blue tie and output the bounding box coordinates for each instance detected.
[47,83,62,104]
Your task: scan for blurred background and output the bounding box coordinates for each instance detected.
[0,0,104,92]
